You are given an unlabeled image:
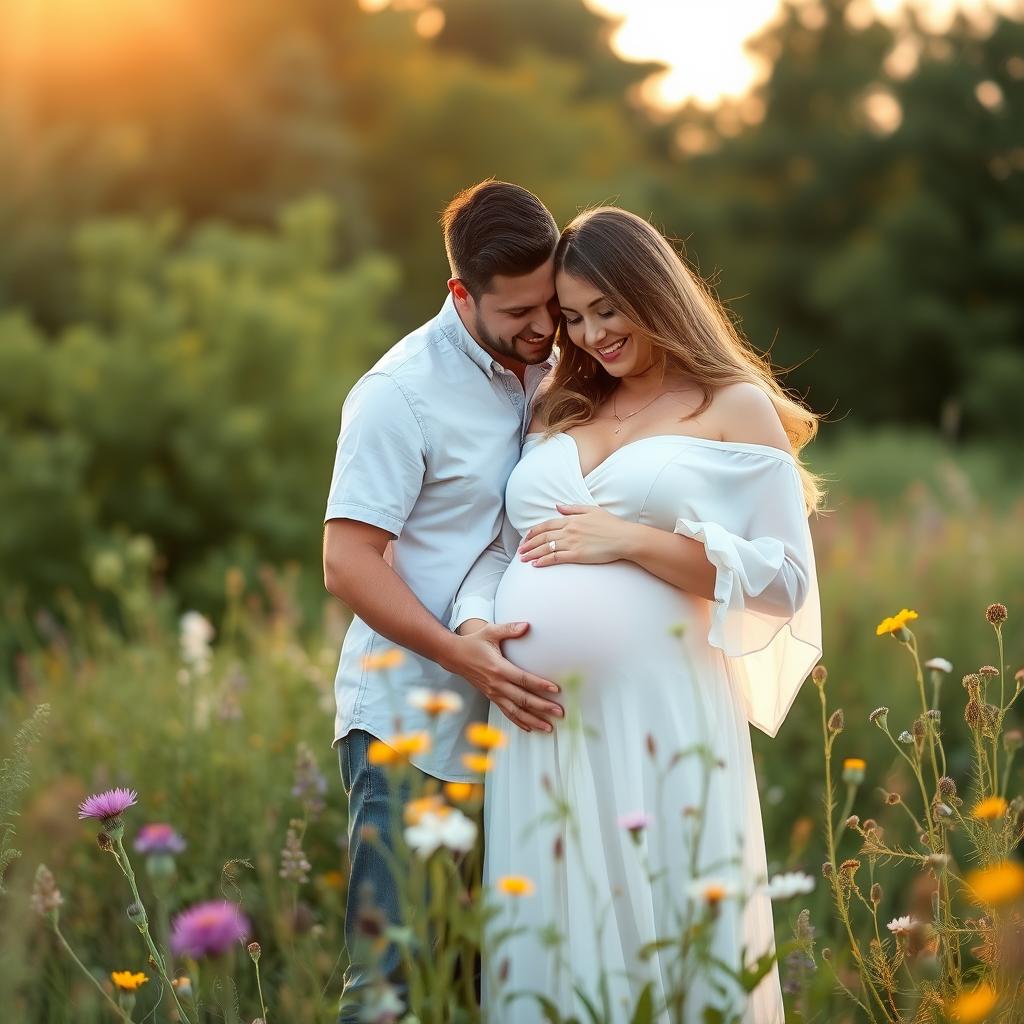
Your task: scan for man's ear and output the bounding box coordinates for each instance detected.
[447,278,470,305]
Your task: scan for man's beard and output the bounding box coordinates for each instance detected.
[474,314,553,366]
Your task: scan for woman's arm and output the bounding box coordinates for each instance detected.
[517,504,717,598]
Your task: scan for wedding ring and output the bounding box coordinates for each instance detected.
[549,540,557,552]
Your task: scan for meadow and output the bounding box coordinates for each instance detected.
[1,433,1023,1023]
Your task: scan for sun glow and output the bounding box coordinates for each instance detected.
[2,0,189,72]
[585,0,1023,108]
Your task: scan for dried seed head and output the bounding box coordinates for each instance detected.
[938,776,957,800]
[869,707,889,727]
[795,908,815,942]
[980,703,1000,739]
[30,865,63,921]
[979,665,999,679]
[926,709,941,721]
[986,603,1008,626]
[912,717,926,740]
[828,709,845,733]
[822,862,834,879]
[840,859,860,876]
[962,672,980,690]
[870,882,882,905]
[97,832,114,852]
[846,815,860,829]
[965,699,982,729]
[885,791,902,806]
[812,665,828,687]
[247,941,261,963]
[822,947,833,961]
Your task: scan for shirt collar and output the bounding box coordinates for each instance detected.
[437,293,499,378]
[436,293,556,380]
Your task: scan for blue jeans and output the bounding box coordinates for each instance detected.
[337,730,430,1023]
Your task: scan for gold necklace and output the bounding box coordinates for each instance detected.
[610,389,669,435]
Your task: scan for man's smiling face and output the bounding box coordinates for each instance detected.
[454,257,559,367]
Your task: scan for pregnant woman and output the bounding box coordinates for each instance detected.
[454,208,823,1022]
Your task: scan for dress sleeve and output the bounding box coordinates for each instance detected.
[449,512,518,630]
[671,449,822,737]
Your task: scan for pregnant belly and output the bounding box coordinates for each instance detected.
[493,556,710,683]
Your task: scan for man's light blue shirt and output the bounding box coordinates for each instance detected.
[324,294,551,781]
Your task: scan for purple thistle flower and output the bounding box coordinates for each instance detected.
[170,901,250,959]
[134,823,187,855]
[78,788,138,822]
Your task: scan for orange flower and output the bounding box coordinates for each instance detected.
[965,861,1024,907]
[367,732,431,766]
[462,753,494,774]
[949,981,998,1022]
[497,875,535,897]
[404,795,450,825]
[972,796,1009,821]
[444,782,482,803]
[466,722,507,749]
[361,649,405,671]
[876,608,919,637]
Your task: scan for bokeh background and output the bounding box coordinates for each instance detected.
[1,0,1023,1018]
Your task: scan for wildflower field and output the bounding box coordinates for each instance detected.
[2,460,1023,1023]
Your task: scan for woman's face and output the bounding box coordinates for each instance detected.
[556,271,653,379]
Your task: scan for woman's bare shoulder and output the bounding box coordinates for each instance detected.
[712,381,791,452]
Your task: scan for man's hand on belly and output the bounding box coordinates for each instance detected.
[439,623,564,734]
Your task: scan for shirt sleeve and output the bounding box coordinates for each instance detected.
[449,513,518,630]
[671,451,822,738]
[324,373,427,538]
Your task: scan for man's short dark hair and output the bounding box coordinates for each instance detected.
[441,180,558,297]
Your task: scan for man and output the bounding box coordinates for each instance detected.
[323,179,565,1019]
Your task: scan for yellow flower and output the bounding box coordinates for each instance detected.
[950,981,998,1022]
[466,722,507,749]
[403,794,450,825]
[497,875,535,896]
[965,861,1024,907]
[361,649,405,671]
[462,753,494,774]
[367,732,432,766]
[319,870,345,890]
[111,971,149,992]
[444,782,482,803]
[972,796,1009,821]
[875,608,919,637]
[408,687,464,716]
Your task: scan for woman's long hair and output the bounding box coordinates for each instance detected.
[535,207,824,512]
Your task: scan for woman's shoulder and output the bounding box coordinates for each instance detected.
[710,381,791,454]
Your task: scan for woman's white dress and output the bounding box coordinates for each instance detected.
[459,432,821,1023]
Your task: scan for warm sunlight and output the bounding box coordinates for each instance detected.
[585,0,1023,107]
[2,0,188,71]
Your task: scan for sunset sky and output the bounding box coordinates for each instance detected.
[585,0,1022,106]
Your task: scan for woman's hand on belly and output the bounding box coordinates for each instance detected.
[518,503,635,568]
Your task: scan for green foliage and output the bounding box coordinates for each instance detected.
[0,703,50,894]
[0,196,398,627]
[661,0,1024,440]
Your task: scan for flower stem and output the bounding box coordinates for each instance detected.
[53,922,135,1023]
[112,836,194,1024]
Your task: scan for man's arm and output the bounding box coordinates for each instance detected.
[324,520,563,733]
